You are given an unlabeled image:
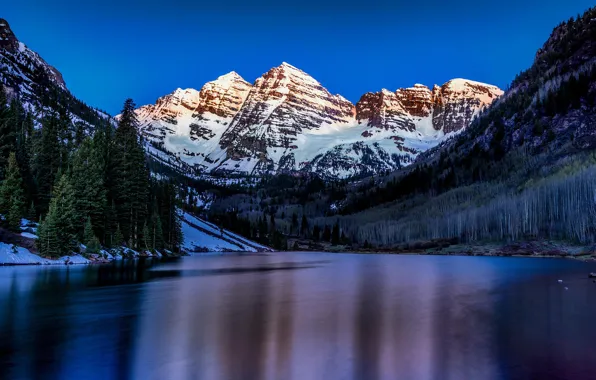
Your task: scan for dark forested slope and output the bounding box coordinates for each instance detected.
[332,6,596,247]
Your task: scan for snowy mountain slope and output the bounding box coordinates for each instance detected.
[135,72,252,171]
[0,18,108,129]
[182,212,272,253]
[134,63,502,178]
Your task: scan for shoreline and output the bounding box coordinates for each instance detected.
[288,239,596,262]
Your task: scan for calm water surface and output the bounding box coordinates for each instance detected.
[1,253,596,380]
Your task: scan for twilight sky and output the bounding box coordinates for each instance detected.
[3,0,594,115]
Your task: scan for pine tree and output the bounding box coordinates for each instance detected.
[168,209,183,253]
[291,213,298,235]
[0,86,17,177]
[0,152,25,231]
[37,211,60,257]
[17,112,36,206]
[151,211,164,250]
[105,200,118,247]
[56,107,73,169]
[83,217,101,254]
[111,99,149,248]
[312,225,320,241]
[37,173,78,257]
[83,217,95,248]
[70,138,107,240]
[27,201,36,222]
[300,215,309,237]
[142,222,150,251]
[32,112,62,213]
[331,222,340,245]
[113,224,124,247]
[87,236,101,255]
[94,119,115,227]
[269,213,276,232]
[322,225,331,242]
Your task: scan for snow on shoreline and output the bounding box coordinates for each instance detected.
[0,243,90,265]
[1,213,272,265]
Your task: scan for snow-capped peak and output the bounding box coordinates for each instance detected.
[213,71,246,85]
[443,78,503,93]
[280,61,300,70]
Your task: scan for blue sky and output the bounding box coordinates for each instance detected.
[3,0,594,115]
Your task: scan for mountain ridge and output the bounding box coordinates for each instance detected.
[0,17,108,131]
[135,62,502,178]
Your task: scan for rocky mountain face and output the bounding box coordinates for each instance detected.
[0,18,107,129]
[136,63,502,179]
[356,80,501,134]
[136,72,251,143]
[219,63,355,163]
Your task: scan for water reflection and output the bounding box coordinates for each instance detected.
[1,254,596,380]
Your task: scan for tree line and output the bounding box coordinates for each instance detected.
[0,86,182,257]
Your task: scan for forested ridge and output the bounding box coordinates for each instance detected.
[0,86,182,257]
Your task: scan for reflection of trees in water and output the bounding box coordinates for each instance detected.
[0,264,144,380]
[352,260,384,380]
[22,268,72,379]
[0,271,22,376]
[3,256,595,380]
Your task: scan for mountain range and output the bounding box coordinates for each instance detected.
[135,63,502,178]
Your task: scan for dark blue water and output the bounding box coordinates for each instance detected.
[1,253,596,380]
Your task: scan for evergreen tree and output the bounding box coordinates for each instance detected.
[170,213,183,253]
[93,120,115,232]
[38,173,78,257]
[16,112,36,205]
[111,99,149,248]
[269,213,276,232]
[83,217,101,254]
[57,107,73,168]
[0,86,17,177]
[291,212,298,235]
[0,152,25,231]
[27,201,36,222]
[70,138,107,239]
[32,112,62,213]
[113,224,124,247]
[300,214,309,237]
[331,222,340,245]
[157,182,182,251]
[37,215,56,257]
[322,225,331,242]
[83,217,95,248]
[105,200,118,247]
[151,211,164,250]
[87,236,101,255]
[142,222,150,251]
[312,225,320,241]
